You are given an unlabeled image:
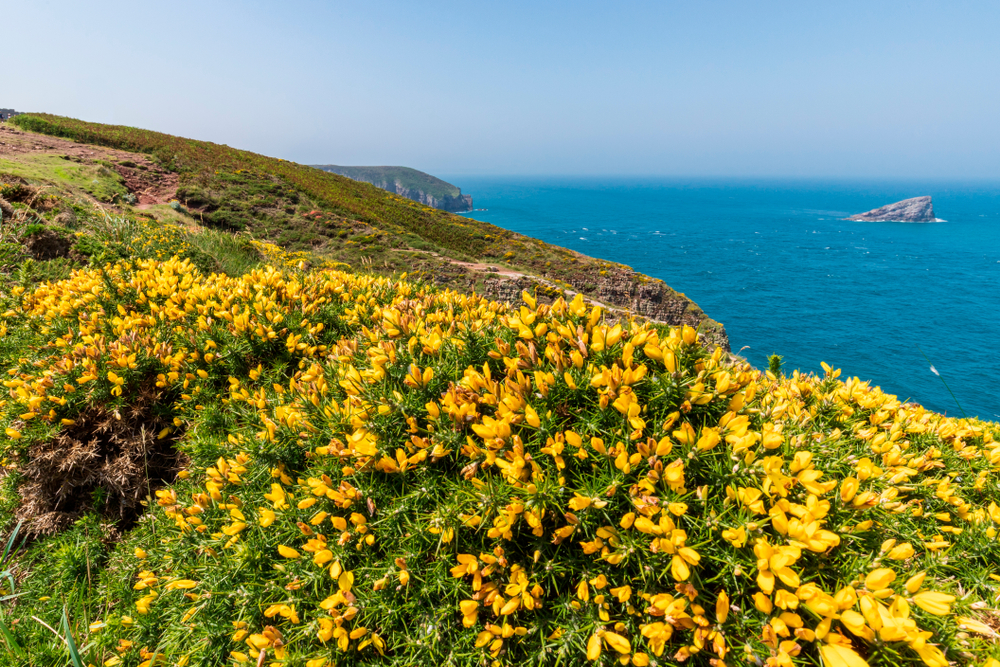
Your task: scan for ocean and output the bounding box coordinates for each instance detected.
[449,177,1000,421]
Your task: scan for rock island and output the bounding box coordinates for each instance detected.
[846,195,936,222]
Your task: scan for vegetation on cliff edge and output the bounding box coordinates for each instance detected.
[7,113,723,341]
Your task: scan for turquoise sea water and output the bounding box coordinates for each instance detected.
[451,177,1000,420]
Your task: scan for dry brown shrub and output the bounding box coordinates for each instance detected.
[24,228,74,260]
[15,386,184,537]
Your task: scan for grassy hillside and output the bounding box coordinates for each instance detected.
[0,114,998,667]
[7,113,722,343]
[0,153,130,203]
[10,114,488,255]
[311,166,464,200]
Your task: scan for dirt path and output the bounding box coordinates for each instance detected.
[395,248,525,278]
[0,123,179,206]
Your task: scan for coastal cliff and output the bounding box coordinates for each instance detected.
[393,183,472,213]
[311,165,473,212]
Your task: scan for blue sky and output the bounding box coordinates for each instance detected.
[5,1,1000,177]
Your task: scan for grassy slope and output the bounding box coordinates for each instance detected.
[7,114,724,342]
[0,154,130,203]
[310,166,463,200]
[8,113,523,259]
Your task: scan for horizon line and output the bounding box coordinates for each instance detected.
[433,173,1000,183]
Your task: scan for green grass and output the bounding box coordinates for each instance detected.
[0,154,129,203]
[184,228,263,277]
[141,204,199,228]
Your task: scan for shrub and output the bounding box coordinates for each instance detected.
[176,185,218,211]
[181,247,219,275]
[0,263,997,667]
[206,210,248,230]
[71,234,108,259]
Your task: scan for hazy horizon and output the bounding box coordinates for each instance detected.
[5,1,1000,179]
[439,174,1000,183]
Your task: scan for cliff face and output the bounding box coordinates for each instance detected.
[311,165,473,212]
[381,180,473,212]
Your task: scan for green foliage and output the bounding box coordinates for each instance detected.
[70,234,108,259]
[0,516,110,666]
[180,247,219,275]
[14,258,76,284]
[24,224,72,240]
[0,521,25,604]
[184,229,262,277]
[768,354,784,377]
[23,517,108,602]
[0,154,129,203]
[0,616,25,662]
[0,244,24,272]
[61,607,86,667]
[0,183,30,203]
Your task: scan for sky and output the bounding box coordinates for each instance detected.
[4,0,1000,177]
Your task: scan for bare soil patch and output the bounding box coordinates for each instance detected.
[24,228,73,260]
[0,124,178,207]
[115,163,179,207]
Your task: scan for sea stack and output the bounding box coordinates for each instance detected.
[846,196,935,222]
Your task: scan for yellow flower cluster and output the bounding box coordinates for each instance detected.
[2,258,999,667]
[250,239,348,271]
[132,217,193,260]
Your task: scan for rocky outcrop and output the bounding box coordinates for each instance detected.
[387,182,472,213]
[846,196,935,222]
[481,276,527,304]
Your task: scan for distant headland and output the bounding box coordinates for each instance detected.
[846,196,937,222]
[311,165,473,213]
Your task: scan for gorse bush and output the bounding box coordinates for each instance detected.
[0,257,998,667]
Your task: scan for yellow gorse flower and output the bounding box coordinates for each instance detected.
[1,253,996,667]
